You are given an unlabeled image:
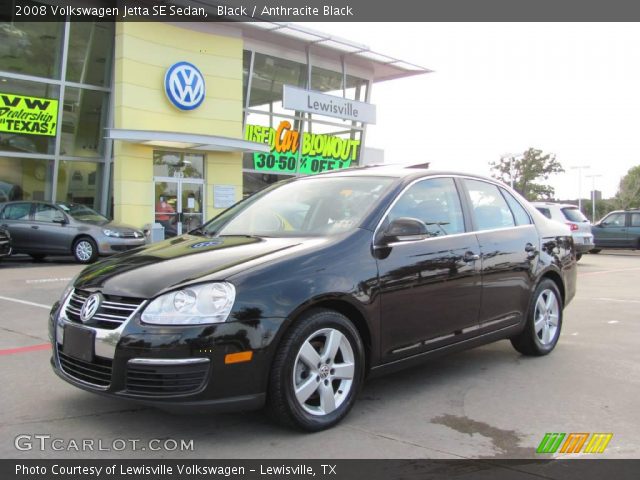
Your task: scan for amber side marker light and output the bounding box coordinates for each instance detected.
[225,351,253,364]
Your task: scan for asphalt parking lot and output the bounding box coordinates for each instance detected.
[0,252,638,459]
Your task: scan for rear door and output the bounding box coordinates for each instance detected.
[461,179,538,331]
[377,177,482,361]
[629,213,640,248]
[0,203,33,252]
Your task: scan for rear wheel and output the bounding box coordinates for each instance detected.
[511,279,563,356]
[267,309,364,431]
[73,237,98,264]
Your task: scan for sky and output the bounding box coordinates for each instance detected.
[307,23,640,199]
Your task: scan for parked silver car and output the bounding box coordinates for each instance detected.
[532,202,594,260]
[0,201,145,264]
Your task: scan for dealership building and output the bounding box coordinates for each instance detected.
[0,17,427,234]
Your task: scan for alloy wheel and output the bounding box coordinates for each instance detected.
[534,289,560,345]
[75,241,93,262]
[292,328,355,416]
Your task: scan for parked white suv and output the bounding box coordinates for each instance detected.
[532,202,594,260]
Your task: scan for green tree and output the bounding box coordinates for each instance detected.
[615,165,640,209]
[582,198,617,223]
[490,148,564,201]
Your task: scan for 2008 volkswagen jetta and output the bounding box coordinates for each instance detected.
[49,166,576,431]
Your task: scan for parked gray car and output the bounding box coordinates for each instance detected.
[0,201,146,263]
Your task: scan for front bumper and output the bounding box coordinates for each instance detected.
[49,297,284,411]
[97,237,146,255]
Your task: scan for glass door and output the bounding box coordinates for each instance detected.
[154,179,204,238]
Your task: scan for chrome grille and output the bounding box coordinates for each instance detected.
[65,289,144,330]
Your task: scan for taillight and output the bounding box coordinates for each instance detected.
[566,222,579,231]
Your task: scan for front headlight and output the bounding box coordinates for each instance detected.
[103,228,123,238]
[141,282,236,325]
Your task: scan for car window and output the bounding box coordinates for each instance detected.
[0,203,31,220]
[387,177,465,236]
[34,204,65,223]
[602,213,626,227]
[464,179,516,230]
[500,189,531,226]
[562,207,588,223]
[204,176,394,238]
[536,207,552,219]
[630,213,640,227]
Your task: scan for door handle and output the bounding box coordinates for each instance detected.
[31,225,39,230]
[463,251,480,262]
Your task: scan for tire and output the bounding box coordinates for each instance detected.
[510,279,563,356]
[73,237,98,264]
[576,253,582,261]
[29,254,46,261]
[590,248,602,254]
[267,309,365,432]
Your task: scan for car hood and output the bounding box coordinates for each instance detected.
[73,234,308,298]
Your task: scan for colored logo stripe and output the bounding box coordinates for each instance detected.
[584,433,613,454]
[537,433,566,453]
[560,433,590,453]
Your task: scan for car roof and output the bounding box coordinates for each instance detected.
[531,202,579,208]
[302,164,502,184]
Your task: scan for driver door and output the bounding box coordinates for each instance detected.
[376,177,482,362]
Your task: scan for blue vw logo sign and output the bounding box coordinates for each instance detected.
[164,61,206,110]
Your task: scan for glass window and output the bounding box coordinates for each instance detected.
[242,172,293,198]
[631,213,640,227]
[0,76,59,155]
[248,53,306,112]
[204,175,393,238]
[561,207,588,223]
[602,213,626,227]
[242,50,252,108]
[464,179,516,231]
[66,22,114,87]
[0,156,54,201]
[34,203,64,222]
[0,18,64,78]
[311,66,343,94]
[0,202,31,220]
[60,87,109,158]
[536,207,552,219]
[500,188,531,226]
[153,151,204,179]
[55,161,104,210]
[388,177,465,236]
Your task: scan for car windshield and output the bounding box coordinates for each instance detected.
[202,176,394,238]
[561,207,589,223]
[58,203,109,223]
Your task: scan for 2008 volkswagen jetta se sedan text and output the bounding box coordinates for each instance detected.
[49,166,577,431]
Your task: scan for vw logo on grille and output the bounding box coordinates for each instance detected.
[164,61,206,110]
[80,293,102,323]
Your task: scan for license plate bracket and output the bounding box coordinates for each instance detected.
[63,324,95,363]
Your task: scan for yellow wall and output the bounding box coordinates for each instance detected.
[113,23,244,228]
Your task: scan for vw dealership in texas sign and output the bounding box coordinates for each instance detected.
[283,85,376,124]
[164,61,206,110]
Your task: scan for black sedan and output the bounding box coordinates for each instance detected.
[49,167,577,431]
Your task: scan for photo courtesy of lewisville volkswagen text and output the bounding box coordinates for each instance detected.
[1,0,640,479]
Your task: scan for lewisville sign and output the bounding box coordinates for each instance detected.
[283,85,376,124]
[0,92,59,136]
[245,120,360,175]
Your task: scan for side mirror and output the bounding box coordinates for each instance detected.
[53,217,67,225]
[383,217,428,243]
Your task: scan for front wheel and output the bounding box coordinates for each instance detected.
[267,309,365,431]
[576,253,583,261]
[590,248,602,254]
[73,237,98,264]
[511,279,563,356]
